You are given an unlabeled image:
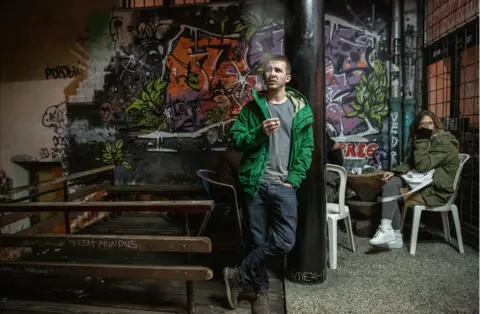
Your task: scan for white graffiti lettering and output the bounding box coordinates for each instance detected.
[390,111,399,166]
[291,271,323,283]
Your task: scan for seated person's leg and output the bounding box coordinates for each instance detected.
[369,176,405,248]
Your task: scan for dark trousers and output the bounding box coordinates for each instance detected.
[235,182,297,293]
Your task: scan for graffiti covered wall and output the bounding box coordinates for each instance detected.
[64,1,391,183]
[324,4,390,169]
[67,2,284,183]
[403,0,419,158]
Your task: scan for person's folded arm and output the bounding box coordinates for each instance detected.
[413,138,450,172]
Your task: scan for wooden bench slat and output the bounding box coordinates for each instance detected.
[0,261,214,281]
[58,182,110,202]
[0,234,212,253]
[1,300,171,314]
[0,212,34,228]
[0,165,115,196]
[0,200,214,213]
[106,184,204,195]
[14,212,85,236]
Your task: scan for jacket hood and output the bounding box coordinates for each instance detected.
[435,131,459,149]
[251,86,310,114]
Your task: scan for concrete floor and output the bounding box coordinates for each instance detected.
[285,228,479,314]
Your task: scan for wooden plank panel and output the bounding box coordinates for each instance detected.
[106,184,204,195]
[0,261,214,281]
[0,165,114,196]
[0,200,214,213]
[0,234,212,253]
[66,182,110,201]
[15,212,84,236]
[0,212,35,228]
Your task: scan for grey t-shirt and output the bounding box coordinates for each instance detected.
[262,99,294,184]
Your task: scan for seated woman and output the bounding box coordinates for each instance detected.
[369,111,460,249]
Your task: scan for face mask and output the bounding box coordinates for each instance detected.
[416,127,434,139]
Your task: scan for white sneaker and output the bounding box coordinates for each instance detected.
[369,226,396,245]
[376,233,404,249]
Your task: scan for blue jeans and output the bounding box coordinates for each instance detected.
[235,182,297,293]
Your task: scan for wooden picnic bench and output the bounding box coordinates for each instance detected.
[105,183,205,201]
[0,200,216,314]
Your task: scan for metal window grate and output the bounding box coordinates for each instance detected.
[124,0,164,8]
[425,0,479,46]
[427,57,451,119]
[121,0,210,7]
[456,29,479,248]
[423,15,479,249]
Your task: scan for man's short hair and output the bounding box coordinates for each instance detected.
[264,54,291,75]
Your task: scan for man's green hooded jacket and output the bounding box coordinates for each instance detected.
[229,87,314,196]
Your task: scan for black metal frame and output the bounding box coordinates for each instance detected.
[422,17,479,249]
[195,169,245,249]
[121,0,217,8]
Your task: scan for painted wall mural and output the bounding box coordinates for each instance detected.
[66,2,284,183]
[324,6,390,169]
[403,0,419,158]
[64,2,391,184]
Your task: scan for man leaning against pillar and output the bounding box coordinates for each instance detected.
[223,55,314,314]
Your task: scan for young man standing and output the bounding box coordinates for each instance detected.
[224,55,314,313]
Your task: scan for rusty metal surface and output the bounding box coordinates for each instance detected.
[0,234,212,253]
[0,200,214,213]
[0,261,214,281]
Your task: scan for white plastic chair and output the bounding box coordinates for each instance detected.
[326,164,355,270]
[401,153,470,255]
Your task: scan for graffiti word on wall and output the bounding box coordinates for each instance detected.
[45,64,83,80]
[338,142,379,160]
[390,111,399,167]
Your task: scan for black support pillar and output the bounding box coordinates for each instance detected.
[285,0,327,284]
